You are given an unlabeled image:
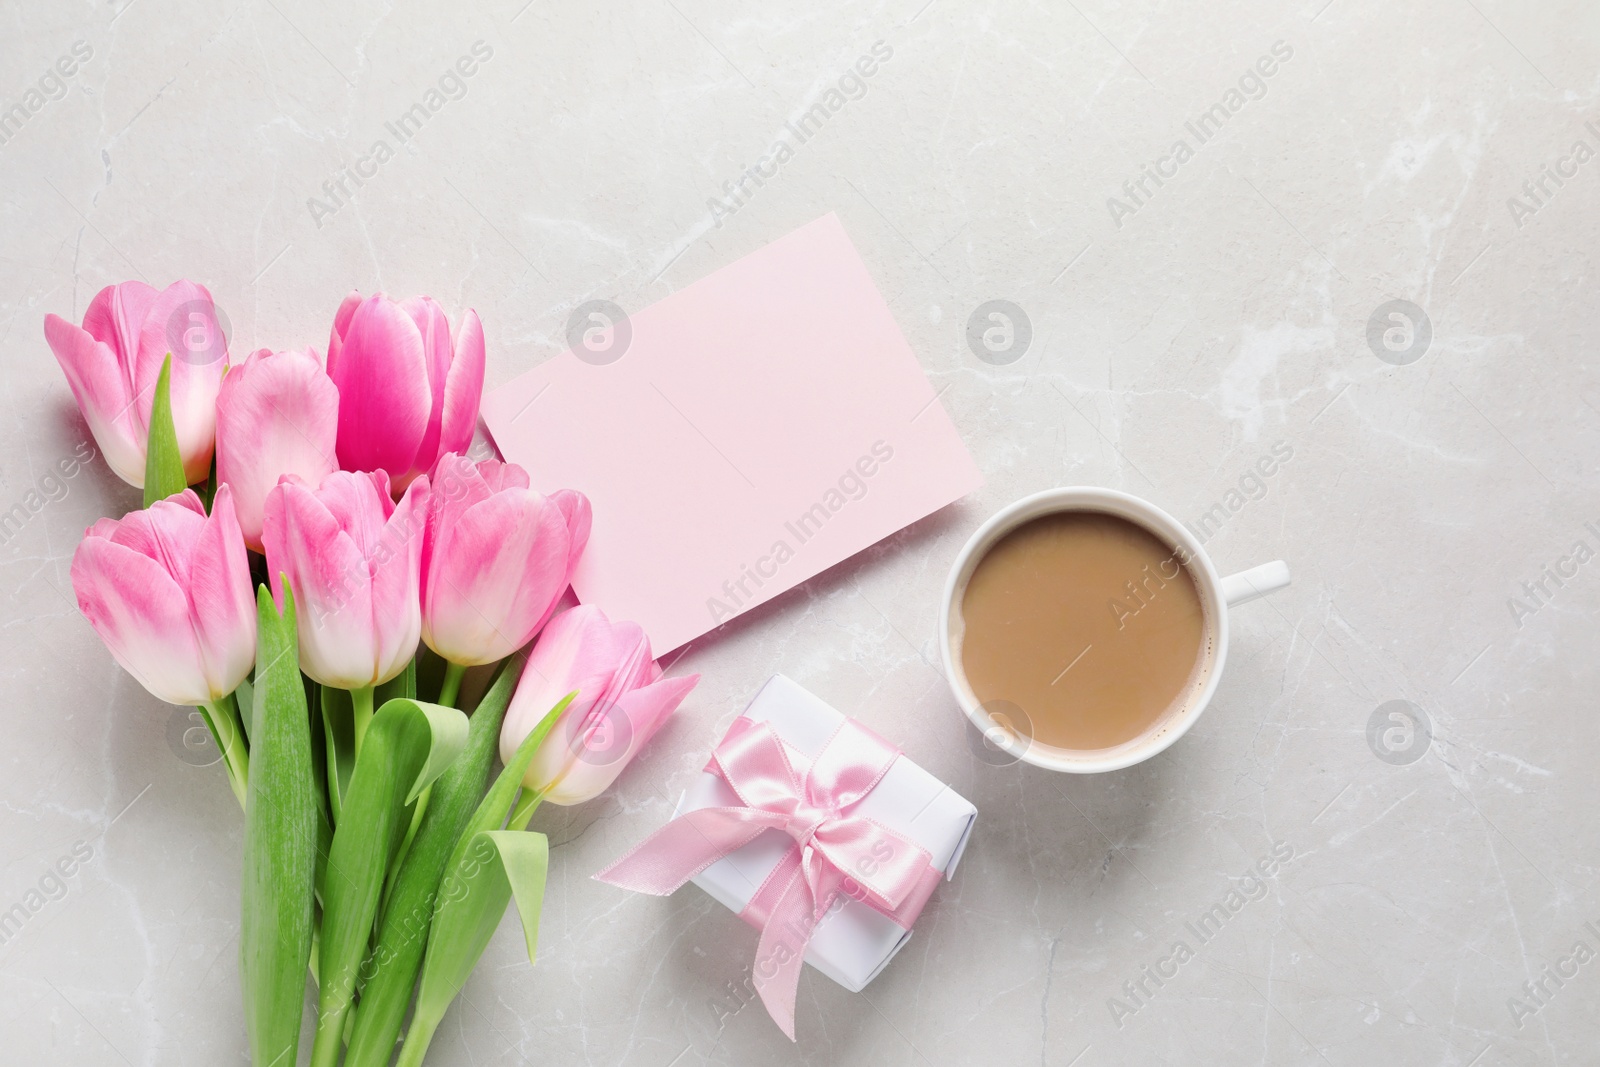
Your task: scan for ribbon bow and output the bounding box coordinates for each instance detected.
[594,715,940,1039]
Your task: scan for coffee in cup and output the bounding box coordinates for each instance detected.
[957,510,1207,752]
[939,488,1289,773]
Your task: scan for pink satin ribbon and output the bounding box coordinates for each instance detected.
[594,715,939,1039]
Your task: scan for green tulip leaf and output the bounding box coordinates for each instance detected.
[142,353,188,506]
[240,585,318,1067]
[394,708,466,808]
[344,658,527,1067]
[388,691,575,1067]
[232,674,254,742]
[462,690,575,850]
[397,831,550,1067]
[304,680,333,907]
[308,695,470,1067]
[197,450,217,512]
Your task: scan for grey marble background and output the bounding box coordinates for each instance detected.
[3,0,1599,1063]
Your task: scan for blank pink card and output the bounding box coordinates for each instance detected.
[482,213,982,652]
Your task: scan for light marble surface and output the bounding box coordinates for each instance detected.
[3,1,1599,1064]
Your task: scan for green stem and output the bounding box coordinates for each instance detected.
[395,1011,441,1067]
[350,685,375,756]
[507,786,545,831]
[310,1013,344,1067]
[438,661,466,709]
[200,693,250,810]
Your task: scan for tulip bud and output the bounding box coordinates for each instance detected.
[327,292,485,491]
[421,454,590,667]
[261,469,429,689]
[70,486,256,705]
[44,280,229,488]
[499,605,698,805]
[215,347,339,552]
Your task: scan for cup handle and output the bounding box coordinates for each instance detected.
[1220,560,1291,607]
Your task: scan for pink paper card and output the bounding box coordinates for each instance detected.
[482,213,981,652]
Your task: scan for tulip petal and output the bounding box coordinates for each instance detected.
[557,607,649,680]
[168,488,209,517]
[421,454,488,596]
[139,281,228,482]
[105,490,207,566]
[541,673,699,806]
[68,484,255,708]
[475,456,528,494]
[527,489,589,637]
[369,476,428,684]
[325,290,363,381]
[549,489,592,570]
[499,605,656,779]
[189,485,258,699]
[262,480,377,688]
[72,535,209,705]
[44,313,144,486]
[435,309,485,463]
[517,607,639,722]
[331,295,430,476]
[314,470,396,559]
[621,673,699,748]
[82,281,157,372]
[430,453,492,515]
[423,489,569,665]
[511,686,597,795]
[403,297,454,470]
[216,348,340,551]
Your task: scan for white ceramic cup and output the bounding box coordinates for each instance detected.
[939,488,1290,773]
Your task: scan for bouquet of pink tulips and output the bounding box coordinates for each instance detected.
[47,282,699,1066]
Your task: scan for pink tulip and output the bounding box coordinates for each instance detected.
[215,347,339,552]
[421,454,591,667]
[44,280,229,487]
[261,469,429,689]
[500,605,698,806]
[70,486,255,706]
[326,292,485,491]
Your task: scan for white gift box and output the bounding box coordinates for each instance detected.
[673,674,977,992]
